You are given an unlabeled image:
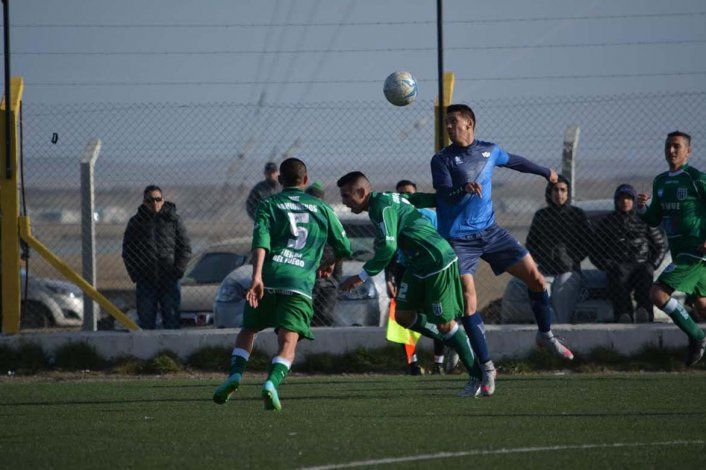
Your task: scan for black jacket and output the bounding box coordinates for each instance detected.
[122,202,192,284]
[591,211,667,270]
[526,204,593,275]
[526,176,593,275]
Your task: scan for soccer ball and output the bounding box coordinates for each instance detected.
[383,71,418,106]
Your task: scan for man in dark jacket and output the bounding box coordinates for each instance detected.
[592,183,667,322]
[523,175,593,322]
[122,185,192,329]
[246,162,279,220]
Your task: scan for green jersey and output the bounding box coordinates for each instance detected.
[363,192,456,278]
[252,187,351,297]
[639,165,706,262]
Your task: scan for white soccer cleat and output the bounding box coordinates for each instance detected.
[536,332,574,360]
[458,377,482,398]
[444,348,460,373]
[481,361,496,397]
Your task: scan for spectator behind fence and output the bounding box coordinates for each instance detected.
[246,162,280,221]
[502,175,592,323]
[591,184,667,323]
[122,185,192,329]
[305,181,342,326]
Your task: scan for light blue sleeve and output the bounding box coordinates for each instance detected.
[494,146,510,166]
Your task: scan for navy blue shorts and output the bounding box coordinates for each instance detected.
[448,224,528,276]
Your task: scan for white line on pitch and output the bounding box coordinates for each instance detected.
[300,440,706,470]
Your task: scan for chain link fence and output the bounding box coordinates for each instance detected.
[18,91,706,328]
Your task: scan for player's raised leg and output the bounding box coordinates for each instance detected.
[213,328,257,404]
[651,282,706,366]
[506,254,574,360]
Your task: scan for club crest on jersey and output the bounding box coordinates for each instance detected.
[676,187,688,200]
[454,156,463,165]
[482,151,491,158]
[657,188,664,198]
[431,303,443,317]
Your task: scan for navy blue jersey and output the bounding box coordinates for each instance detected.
[431,140,549,238]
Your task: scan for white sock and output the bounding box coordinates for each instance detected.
[232,347,250,361]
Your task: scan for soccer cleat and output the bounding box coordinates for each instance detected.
[458,377,482,397]
[481,360,496,397]
[444,348,460,373]
[213,373,241,404]
[685,337,706,367]
[431,363,445,375]
[408,362,425,376]
[262,381,282,411]
[536,332,574,360]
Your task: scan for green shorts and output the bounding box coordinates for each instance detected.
[396,260,463,324]
[243,289,315,340]
[658,258,706,297]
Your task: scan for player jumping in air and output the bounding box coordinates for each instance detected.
[431,104,574,397]
[337,171,485,397]
[637,131,706,365]
[213,158,351,410]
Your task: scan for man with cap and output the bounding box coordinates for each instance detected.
[246,162,280,221]
[592,183,667,322]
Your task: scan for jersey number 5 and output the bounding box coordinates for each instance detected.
[287,212,309,250]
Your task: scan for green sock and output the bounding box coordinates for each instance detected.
[229,348,249,376]
[409,313,444,341]
[266,357,291,388]
[663,299,706,341]
[444,325,483,380]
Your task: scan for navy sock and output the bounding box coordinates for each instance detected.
[461,314,490,363]
[528,289,552,333]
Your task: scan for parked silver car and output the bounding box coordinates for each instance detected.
[18,268,84,328]
[179,238,251,326]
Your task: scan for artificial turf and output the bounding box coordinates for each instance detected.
[1,373,705,468]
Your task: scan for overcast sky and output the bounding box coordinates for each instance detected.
[6,0,706,104]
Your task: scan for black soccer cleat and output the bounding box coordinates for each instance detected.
[685,337,706,367]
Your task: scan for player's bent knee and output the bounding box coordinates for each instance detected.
[650,283,672,307]
[436,321,454,335]
[395,309,415,328]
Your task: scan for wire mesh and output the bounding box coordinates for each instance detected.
[19,91,706,328]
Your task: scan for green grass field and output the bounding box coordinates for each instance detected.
[2,373,705,468]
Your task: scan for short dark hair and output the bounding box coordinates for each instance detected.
[395,179,416,191]
[667,131,691,145]
[446,104,476,128]
[264,161,278,174]
[337,171,368,188]
[279,158,307,186]
[143,185,162,198]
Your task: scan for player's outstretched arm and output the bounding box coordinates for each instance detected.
[498,152,553,180]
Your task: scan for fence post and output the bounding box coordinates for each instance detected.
[562,124,580,203]
[81,138,101,331]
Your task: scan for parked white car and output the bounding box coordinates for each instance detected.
[17,268,84,328]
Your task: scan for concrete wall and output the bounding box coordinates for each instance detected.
[0,324,688,363]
